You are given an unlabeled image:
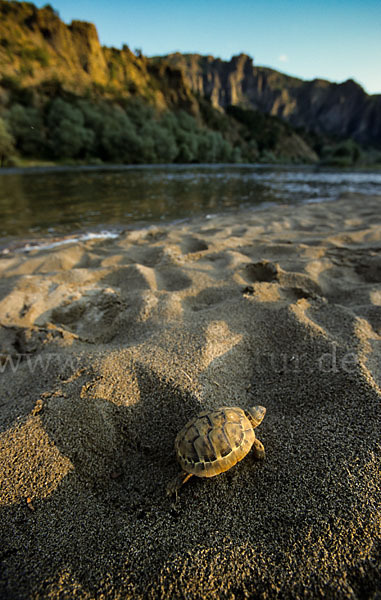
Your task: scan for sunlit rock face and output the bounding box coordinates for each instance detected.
[0,0,379,144]
[0,0,197,112]
[164,53,381,144]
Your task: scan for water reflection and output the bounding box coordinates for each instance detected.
[0,164,380,240]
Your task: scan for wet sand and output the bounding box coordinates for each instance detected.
[0,194,380,598]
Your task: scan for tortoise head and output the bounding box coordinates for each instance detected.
[246,405,266,428]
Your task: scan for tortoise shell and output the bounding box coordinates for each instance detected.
[175,406,264,478]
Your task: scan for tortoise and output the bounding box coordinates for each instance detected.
[167,405,266,496]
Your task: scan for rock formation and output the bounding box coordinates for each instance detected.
[0,1,379,147]
[0,1,197,112]
[164,53,381,145]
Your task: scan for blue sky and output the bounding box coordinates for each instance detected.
[34,0,381,94]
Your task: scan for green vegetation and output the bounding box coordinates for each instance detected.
[19,45,50,67]
[0,77,378,167]
[8,104,46,156]
[0,80,242,164]
[0,116,14,166]
[295,125,379,168]
[319,139,363,167]
[0,0,379,167]
[227,105,287,151]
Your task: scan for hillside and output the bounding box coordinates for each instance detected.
[0,0,378,166]
[163,53,381,146]
[0,1,197,111]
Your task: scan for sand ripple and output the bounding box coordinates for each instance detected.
[0,194,380,598]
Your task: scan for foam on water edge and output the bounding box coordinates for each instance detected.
[1,229,121,255]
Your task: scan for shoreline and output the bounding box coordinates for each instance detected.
[2,161,381,178]
[1,165,381,245]
[0,191,376,255]
[0,193,380,598]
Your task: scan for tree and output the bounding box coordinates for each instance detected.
[7,104,46,156]
[46,98,94,158]
[320,139,363,167]
[141,121,178,163]
[0,117,15,166]
[99,108,142,163]
[124,98,155,128]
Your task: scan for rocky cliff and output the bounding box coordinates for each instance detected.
[0,0,379,150]
[0,1,197,112]
[164,53,381,145]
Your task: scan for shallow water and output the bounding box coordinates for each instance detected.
[0,163,380,244]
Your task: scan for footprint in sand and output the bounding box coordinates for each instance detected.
[355,255,381,284]
[51,289,123,343]
[185,286,240,312]
[180,236,208,254]
[243,260,323,300]
[198,251,233,270]
[124,245,164,267]
[155,267,192,292]
[244,261,279,283]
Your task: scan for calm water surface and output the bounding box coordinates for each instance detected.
[0,164,380,244]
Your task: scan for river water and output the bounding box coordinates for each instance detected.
[0,164,380,246]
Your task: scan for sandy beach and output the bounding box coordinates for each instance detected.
[0,193,380,599]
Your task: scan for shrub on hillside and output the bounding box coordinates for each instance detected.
[0,116,14,166]
[7,103,46,155]
[46,98,94,158]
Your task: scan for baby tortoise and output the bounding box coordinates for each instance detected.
[167,405,266,496]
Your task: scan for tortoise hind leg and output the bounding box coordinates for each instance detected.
[166,471,193,498]
[252,438,265,460]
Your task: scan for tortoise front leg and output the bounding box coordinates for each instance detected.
[252,438,265,460]
[166,471,193,498]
